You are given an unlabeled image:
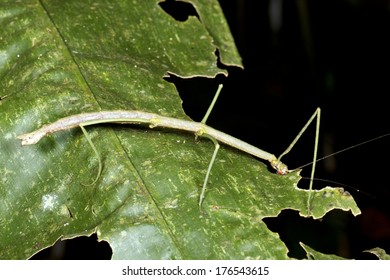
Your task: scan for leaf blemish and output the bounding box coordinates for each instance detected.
[41,194,59,211]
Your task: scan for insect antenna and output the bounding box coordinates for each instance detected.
[292,132,390,172]
[299,176,376,200]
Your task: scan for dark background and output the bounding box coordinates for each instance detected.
[33,0,390,259]
[214,0,390,259]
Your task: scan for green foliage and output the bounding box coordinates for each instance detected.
[364,248,390,260]
[0,0,359,259]
[300,243,346,260]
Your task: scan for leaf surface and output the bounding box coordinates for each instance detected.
[0,0,359,259]
[364,248,390,260]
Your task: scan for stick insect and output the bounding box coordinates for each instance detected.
[17,84,321,212]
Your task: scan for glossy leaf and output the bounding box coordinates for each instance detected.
[0,0,360,259]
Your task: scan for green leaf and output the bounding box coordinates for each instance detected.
[0,0,359,259]
[364,248,390,260]
[300,243,347,260]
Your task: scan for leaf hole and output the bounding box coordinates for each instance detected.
[29,234,112,260]
[263,209,376,260]
[159,0,199,22]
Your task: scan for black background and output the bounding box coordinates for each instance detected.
[33,0,390,259]
[213,0,390,259]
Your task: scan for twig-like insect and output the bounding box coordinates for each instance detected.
[17,85,320,212]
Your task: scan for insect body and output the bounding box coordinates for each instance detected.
[17,85,318,211]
